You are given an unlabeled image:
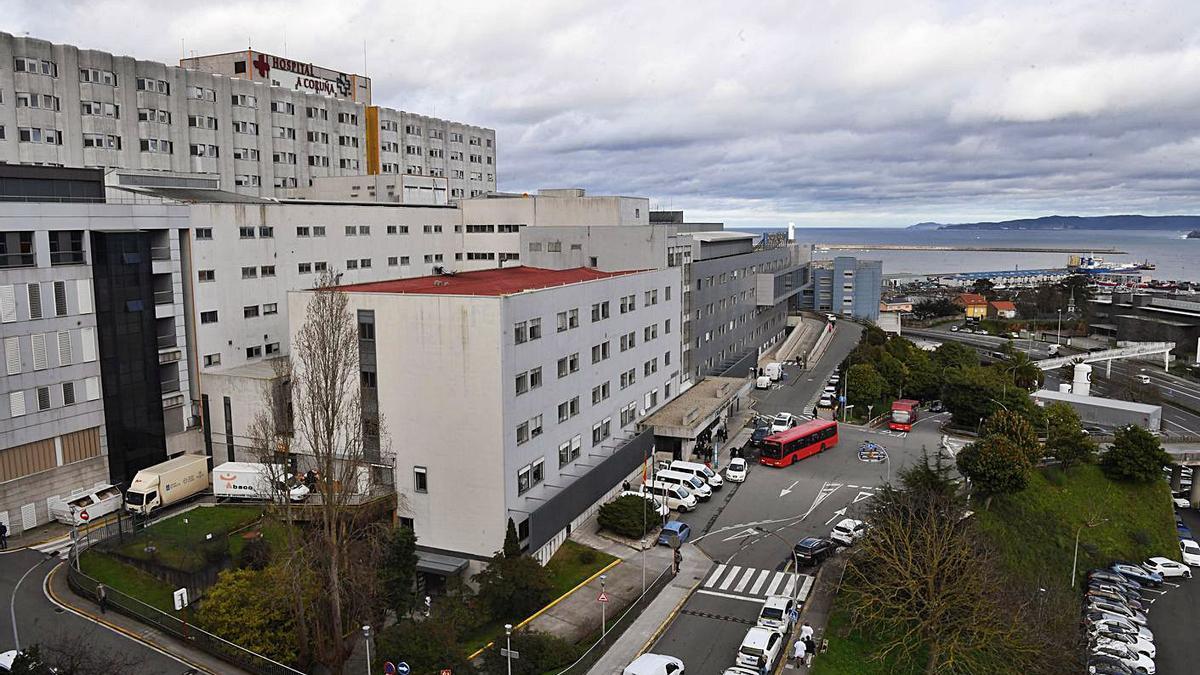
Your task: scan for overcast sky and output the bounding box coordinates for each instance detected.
[11,1,1200,227]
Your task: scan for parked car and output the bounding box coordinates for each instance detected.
[1173,497,1191,509]
[658,521,692,547]
[828,374,840,384]
[1141,556,1191,579]
[1093,630,1156,659]
[1088,581,1144,604]
[725,457,748,483]
[1090,641,1155,674]
[1086,600,1148,626]
[619,490,671,519]
[750,425,773,446]
[1084,613,1154,641]
[1177,523,1193,539]
[1110,563,1163,588]
[830,518,867,546]
[1086,655,1136,675]
[823,385,837,395]
[793,537,836,566]
[1089,569,1144,591]
[623,653,685,675]
[818,395,834,408]
[736,627,785,671]
[770,413,799,434]
[756,595,797,634]
[949,325,960,332]
[719,669,759,675]
[1086,588,1144,611]
[1180,538,1200,566]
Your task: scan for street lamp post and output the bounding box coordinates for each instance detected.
[1072,519,1109,587]
[504,623,514,675]
[361,625,371,675]
[1057,309,1063,345]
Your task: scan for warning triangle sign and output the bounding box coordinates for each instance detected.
[597,592,610,603]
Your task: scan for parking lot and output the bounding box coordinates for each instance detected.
[1147,506,1200,675]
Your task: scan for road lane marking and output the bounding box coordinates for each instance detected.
[695,589,774,603]
[749,569,770,595]
[853,491,874,504]
[719,566,742,590]
[798,575,814,600]
[781,575,797,598]
[704,564,727,588]
[765,572,786,596]
[734,568,757,593]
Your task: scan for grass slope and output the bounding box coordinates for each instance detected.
[80,549,176,612]
[113,505,265,571]
[813,464,1178,675]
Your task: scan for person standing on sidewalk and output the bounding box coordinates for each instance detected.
[0,521,8,549]
[792,638,806,667]
[97,583,108,614]
[800,621,814,641]
[803,635,816,667]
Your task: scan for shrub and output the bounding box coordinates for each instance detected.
[474,552,553,623]
[1100,425,1171,483]
[597,495,660,539]
[237,534,272,570]
[480,630,584,675]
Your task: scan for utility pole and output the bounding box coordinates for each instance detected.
[361,625,371,675]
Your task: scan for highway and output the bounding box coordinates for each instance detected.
[644,322,954,672]
[906,326,1200,436]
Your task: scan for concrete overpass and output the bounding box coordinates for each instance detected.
[1036,341,1176,373]
[1166,442,1200,506]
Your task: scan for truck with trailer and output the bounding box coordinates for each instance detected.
[212,462,310,502]
[889,399,920,431]
[125,454,210,516]
[1031,389,1161,432]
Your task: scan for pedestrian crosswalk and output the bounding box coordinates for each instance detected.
[696,563,814,604]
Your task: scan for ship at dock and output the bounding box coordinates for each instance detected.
[1068,255,1156,274]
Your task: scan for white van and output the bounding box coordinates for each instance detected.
[756,375,772,389]
[668,459,724,490]
[49,484,123,526]
[623,653,685,675]
[736,626,784,671]
[619,490,671,519]
[764,362,783,381]
[655,469,713,501]
[642,481,698,512]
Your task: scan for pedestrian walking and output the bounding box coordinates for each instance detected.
[803,636,816,666]
[97,583,108,614]
[0,521,8,550]
[792,637,807,666]
[673,548,683,575]
[800,621,814,641]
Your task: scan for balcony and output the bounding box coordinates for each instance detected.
[160,378,181,394]
[150,246,171,261]
[50,250,86,266]
[162,393,185,409]
[157,334,177,349]
[158,349,182,365]
[153,290,174,305]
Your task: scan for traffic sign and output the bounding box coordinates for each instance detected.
[79,509,90,522]
[173,587,189,611]
[396,662,411,675]
[383,662,396,675]
[439,670,452,675]
[500,648,520,659]
[597,592,610,603]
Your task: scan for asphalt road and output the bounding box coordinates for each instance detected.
[647,322,954,673]
[1147,507,1200,675]
[0,548,194,673]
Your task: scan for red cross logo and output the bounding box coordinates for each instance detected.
[253,53,270,78]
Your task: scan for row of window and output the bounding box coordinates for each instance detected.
[3,328,98,375]
[6,378,101,419]
[0,280,86,323]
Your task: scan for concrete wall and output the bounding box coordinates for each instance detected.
[519,225,667,271]
[0,454,109,536]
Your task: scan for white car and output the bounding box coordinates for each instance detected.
[1180,539,1200,566]
[830,518,867,546]
[1174,497,1191,509]
[736,626,784,671]
[1142,556,1192,579]
[1091,641,1156,674]
[1087,616,1154,642]
[725,457,748,483]
[823,385,837,395]
[756,595,797,633]
[818,395,834,408]
[0,651,16,673]
[770,413,799,434]
[1093,630,1156,659]
[622,653,685,675]
[828,374,840,384]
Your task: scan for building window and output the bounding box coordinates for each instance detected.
[200,310,218,324]
[591,341,611,364]
[514,321,528,344]
[414,466,428,493]
[36,386,51,411]
[241,266,257,279]
[243,305,260,318]
[266,342,280,355]
[517,421,530,445]
[198,270,215,282]
[592,418,612,446]
[515,371,529,395]
[529,367,542,389]
[246,346,262,358]
[261,265,276,277]
[203,353,221,367]
[591,301,610,322]
[592,381,610,405]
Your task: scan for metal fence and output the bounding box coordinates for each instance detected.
[553,562,677,674]
[67,512,306,675]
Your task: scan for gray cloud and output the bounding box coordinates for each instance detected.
[11,0,1200,227]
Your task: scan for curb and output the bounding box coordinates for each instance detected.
[44,564,219,675]
[1,514,119,554]
[467,557,623,660]
[637,573,701,656]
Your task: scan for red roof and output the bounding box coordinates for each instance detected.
[334,266,643,297]
[956,293,988,306]
[989,300,1017,310]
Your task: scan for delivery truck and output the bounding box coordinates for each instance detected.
[212,462,311,502]
[125,454,210,515]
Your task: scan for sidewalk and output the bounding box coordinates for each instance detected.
[46,562,243,675]
[780,553,847,673]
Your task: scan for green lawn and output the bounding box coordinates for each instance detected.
[974,463,1178,592]
[79,549,176,612]
[814,463,1178,672]
[113,505,265,572]
[545,539,617,598]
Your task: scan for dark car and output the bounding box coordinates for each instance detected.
[793,537,835,566]
[1088,569,1142,591]
[1085,588,1144,611]
[750,425,772,446]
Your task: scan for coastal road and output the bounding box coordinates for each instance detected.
[646,322,955,673]
[0,548,191,673]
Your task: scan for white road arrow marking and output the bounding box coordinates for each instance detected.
[721,527,763,542]
[779,480,800,498]
[853,491,874,504]
[824,507,848,525]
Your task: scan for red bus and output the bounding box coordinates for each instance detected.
[889,399,919,432]
[760,419,839,467]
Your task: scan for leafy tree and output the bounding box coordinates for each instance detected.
[912,298,962,320]
[847,362,887,412]
[379,524,419,619]
[1100,425,1172,483]
[863,324,889,346]
[375,615,473,675]
[598,494,661,539]
[197,566,300,664]
[1044,402,1098,469]
[480,630,584,675]
[877,353,910,398]
[971,278,996,297]
[474,551,553,623]
[956,436,1031,509]
[932,341,978,371]
[897,447,960,500]
[503,517,522,558]
[1004,351,1044,390]
[981,410,1041,464]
